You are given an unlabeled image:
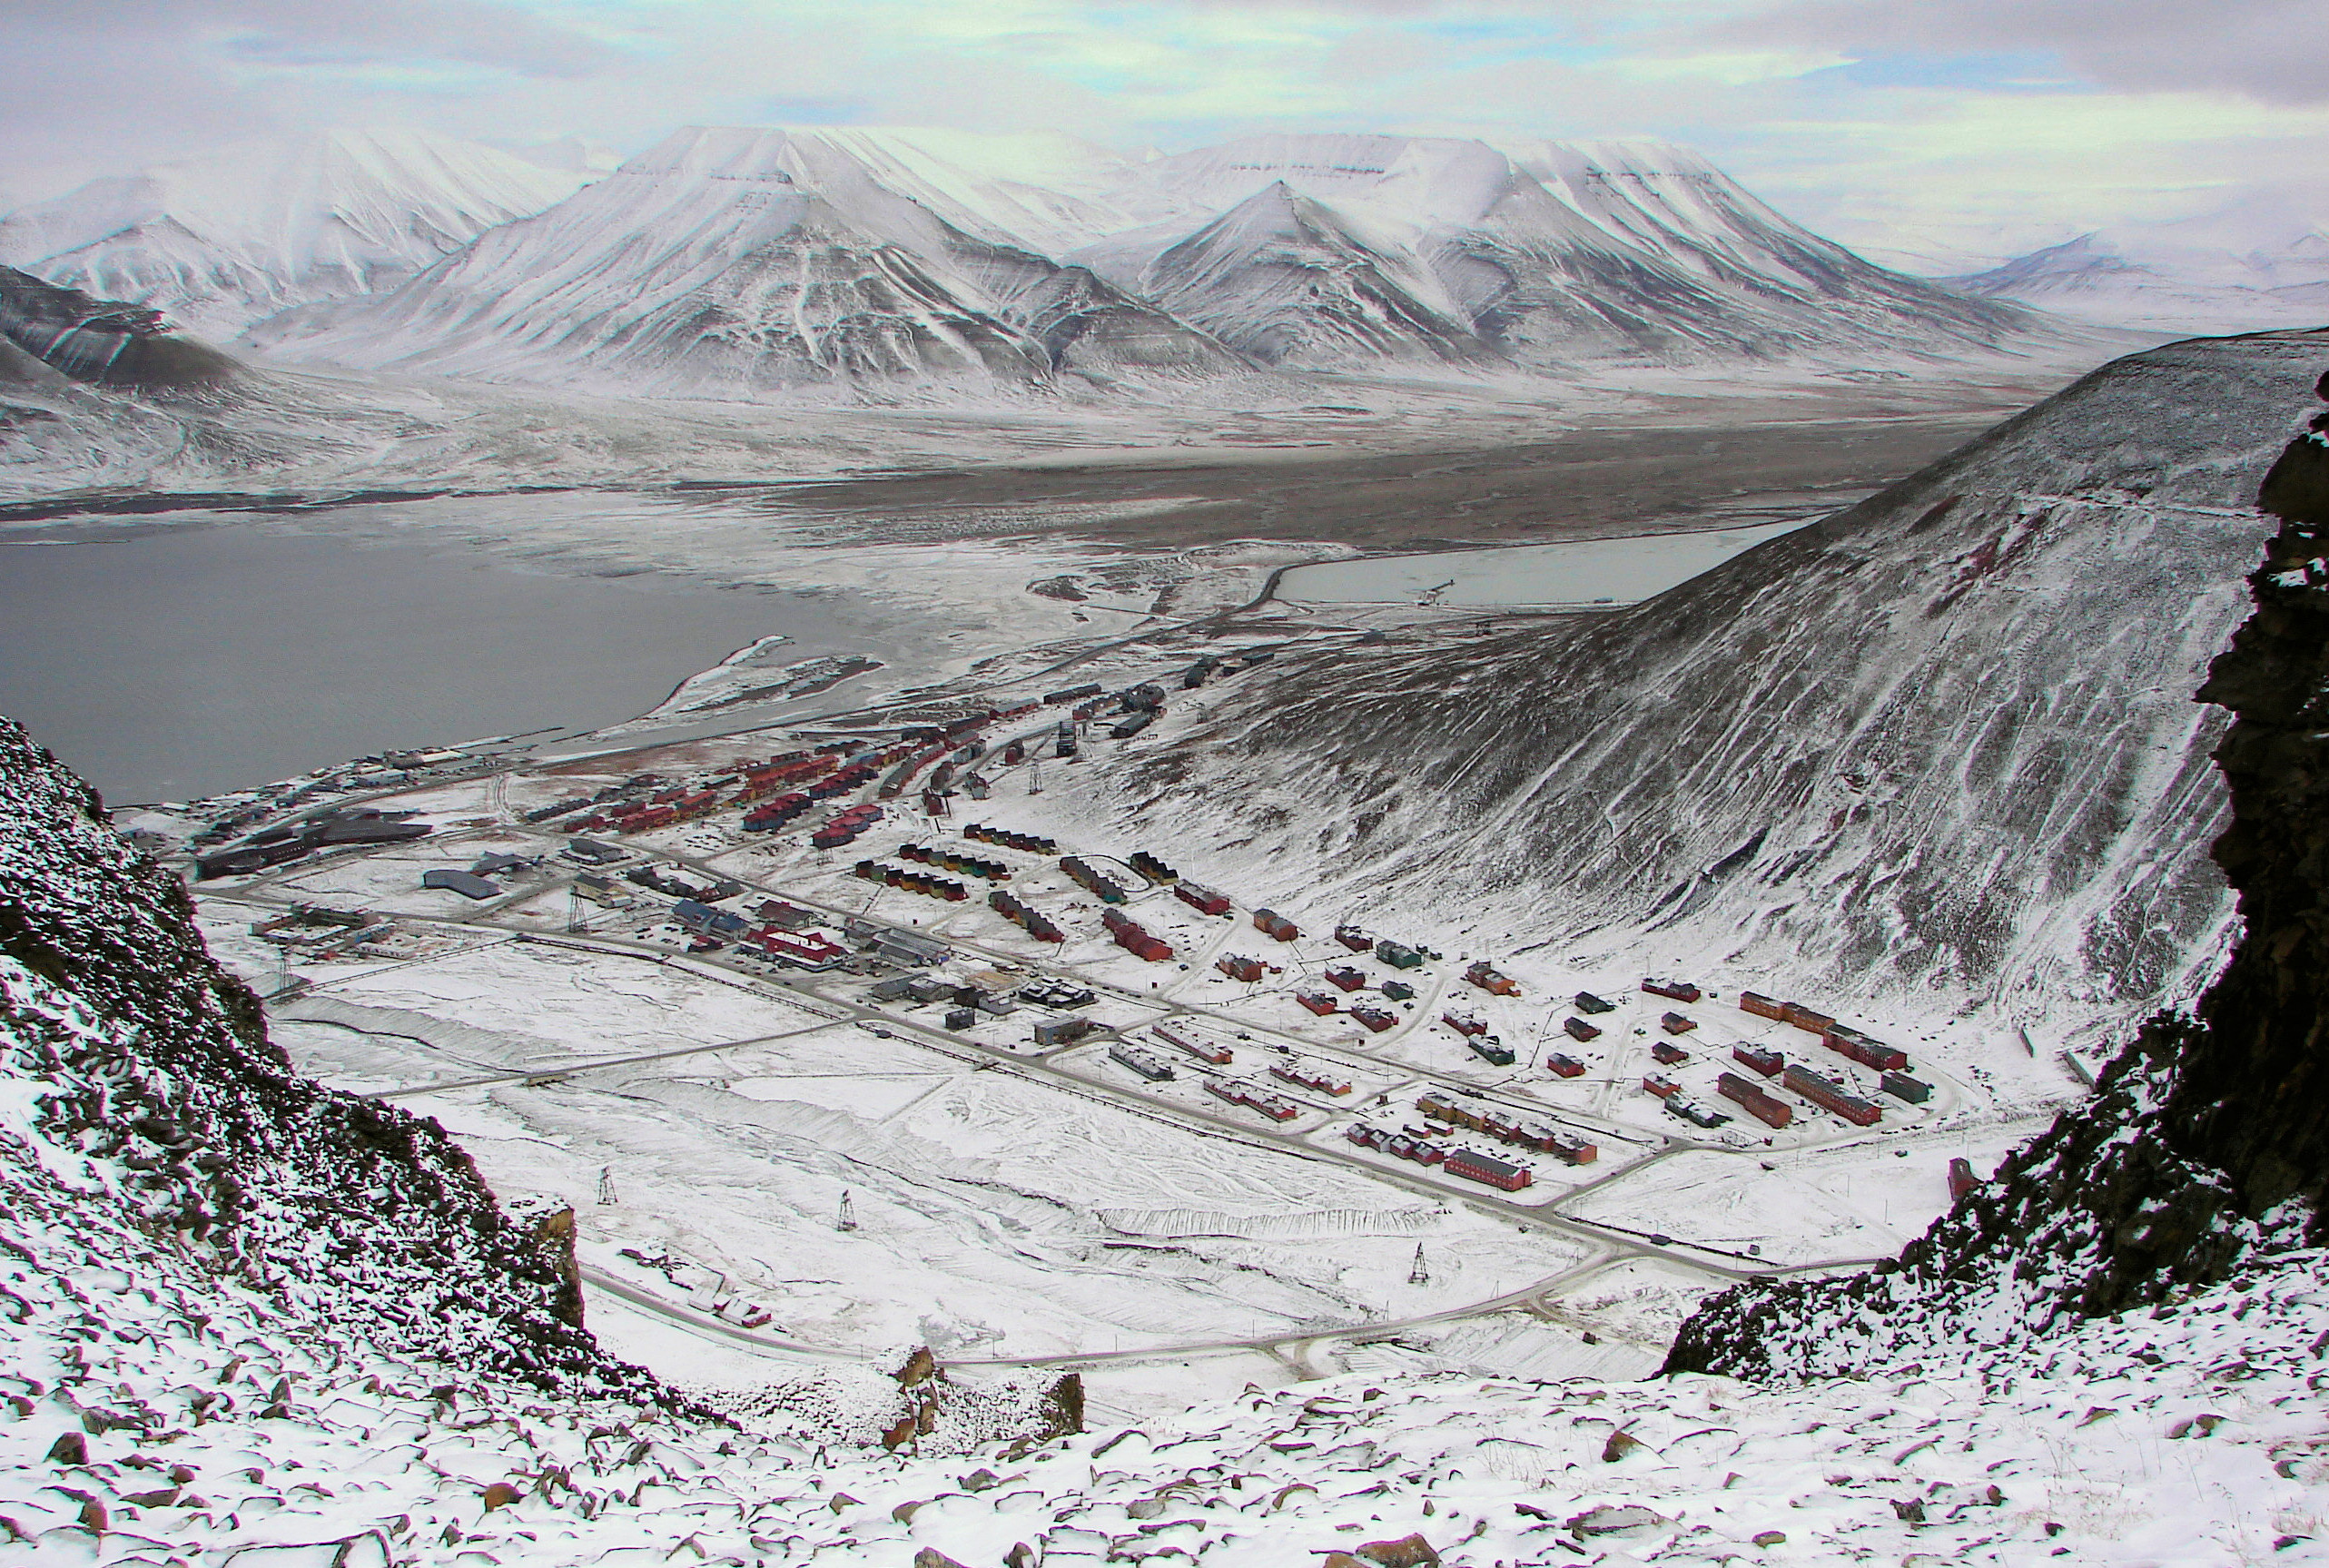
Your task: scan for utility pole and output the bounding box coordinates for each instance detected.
[567,889,586,934]
[837,1190,858,1232]
[596,1167,617,1206]
[1407,1244,1429,1287]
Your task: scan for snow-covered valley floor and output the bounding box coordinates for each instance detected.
[163,684,2098,1427]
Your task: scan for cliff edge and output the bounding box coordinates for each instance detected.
[1668,366,2329,1377]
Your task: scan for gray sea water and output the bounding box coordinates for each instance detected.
[0,520,858,804]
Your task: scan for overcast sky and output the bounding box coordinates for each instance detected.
[5,0,2324,265]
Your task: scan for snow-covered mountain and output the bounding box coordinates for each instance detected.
[1108,330,2326,1034]
[246,125,1239,394]
[0,129,597,339]
[1081,133,2038,370]
[242,125,2044,392]
[1952,189,2329,334]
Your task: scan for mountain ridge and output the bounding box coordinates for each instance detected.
[0,129,595,340]
[1100,329,2324,1036]
[231,124,2051,393]
[1667,374,2329,1377]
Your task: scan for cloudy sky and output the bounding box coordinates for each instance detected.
[5,0,2324,264]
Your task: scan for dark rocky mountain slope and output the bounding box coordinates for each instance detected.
[0,715,650,1400]
[1116,330,2325,1030]
[0,266,237,390]
[1667,373,2329,1376]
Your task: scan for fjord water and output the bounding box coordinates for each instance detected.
[0,520,853,804]
[1276,518,1811,606]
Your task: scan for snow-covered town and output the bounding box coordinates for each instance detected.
[116,638,2068,1418]
[7,7,2329,1564]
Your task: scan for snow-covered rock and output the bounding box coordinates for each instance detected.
[0,129,597,340]
[0,265,237,390]
[1082,133,2040,370]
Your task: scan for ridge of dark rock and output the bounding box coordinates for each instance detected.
[1665,368,2329,1378]
[0,715,666,1403]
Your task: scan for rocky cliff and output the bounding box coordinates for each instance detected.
[1666,369,2329,1377]
[0,715,653,1399]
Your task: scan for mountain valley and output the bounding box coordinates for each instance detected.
[3,92,2328,1568]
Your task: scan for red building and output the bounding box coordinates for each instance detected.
[1717,1070,1791,1129]
[1445,1148,1532,1191]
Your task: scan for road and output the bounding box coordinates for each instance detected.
[189,626,1989,1381]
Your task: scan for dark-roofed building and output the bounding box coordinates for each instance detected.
[421,869,501,901]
